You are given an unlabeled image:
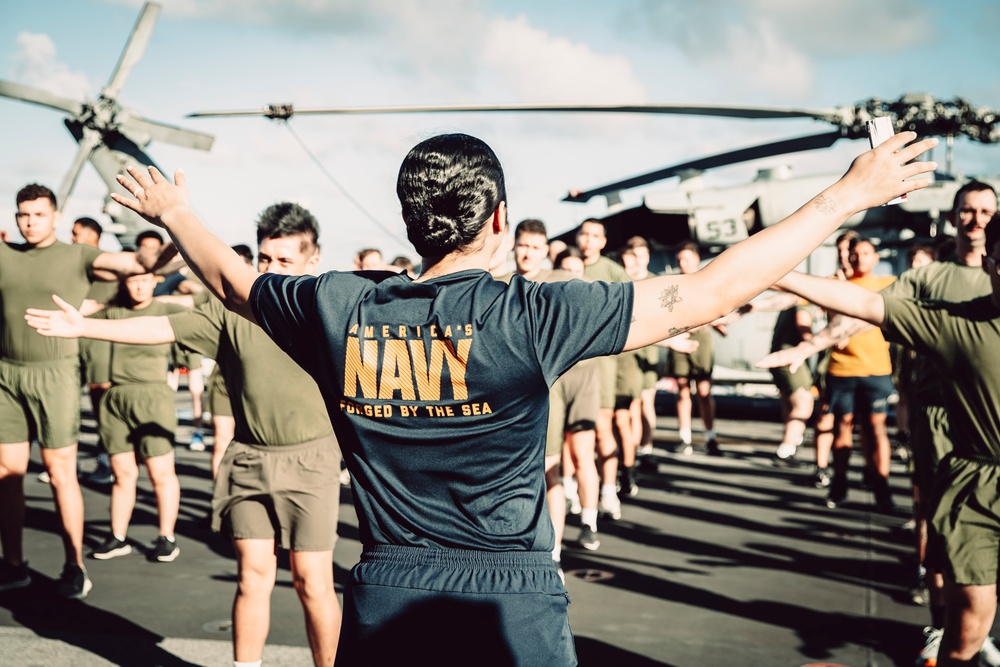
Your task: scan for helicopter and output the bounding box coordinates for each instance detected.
[0,2,213,247]
[187,94,999,384]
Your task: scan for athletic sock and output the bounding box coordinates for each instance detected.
[704,429,716,442]
[234,661,262,667]
[678,428,692,445]
[113,533,126,542]
[562,476,578,497]
[580,508,598,531]
[600,483,617,500]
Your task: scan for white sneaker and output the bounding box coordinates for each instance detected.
[775,442,798,461]
[565,496,582,516]
[599,493,622,521]
[981,635,1000,667]
[916,626,942,666]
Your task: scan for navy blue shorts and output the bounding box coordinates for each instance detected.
[338,545,575,666]
[826,374,894,419]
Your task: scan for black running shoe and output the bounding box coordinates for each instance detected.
[578,525,601,551]
[706,439,722,456]
[56,564,92,600]
[90,536,132,560]
[147,536,180,563]
[0,560,31,592]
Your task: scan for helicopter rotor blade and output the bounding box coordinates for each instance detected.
[186,101,842,123]
[56,129,102,211]
[102,2,161,100]
[564,130,844,203]
[119,113,214,151]
[0,79,83,115]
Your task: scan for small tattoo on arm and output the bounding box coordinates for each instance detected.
[659,285,683,311]
[814,195,837,214]
[667,327,691,337]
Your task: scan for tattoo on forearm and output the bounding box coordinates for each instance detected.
[667,326,691,337]
[814,195,837,214]
[659,285,683,311]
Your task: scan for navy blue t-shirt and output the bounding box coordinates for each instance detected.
[251,269,633,551]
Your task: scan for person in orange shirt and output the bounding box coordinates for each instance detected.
[825,237,896,511]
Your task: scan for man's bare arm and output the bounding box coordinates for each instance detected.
[623,133,936,350]
[775,272,887,326]
[110,167,259,322]
[25,295,176,344]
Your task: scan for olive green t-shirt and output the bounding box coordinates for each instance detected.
[0,241,103,362]
[881,258,991,404]
[583,255,630,284]
[882,295,1000,457]
[167,296,333,446]
[85,279,119,305]
[92,301,186,384]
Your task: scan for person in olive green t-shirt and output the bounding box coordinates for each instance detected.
[26,203,341,667]
[577,218,631,521]
[0,184,171,600]
[773,225,1000,666]
[87,274,186,564]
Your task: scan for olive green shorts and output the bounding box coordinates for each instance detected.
[598,356,617,410]
[213,435,341,552]
[546,359,601,456]
[911,405,953,505]
[0,359,80,448]
[929,454,1000,586]
[770,362,813,397]
[614,351,644,407]
[666,348,714,381]
[79,338,112,386]
[639,346,661,391]
[99,383,177,458]
[204,365,233,418]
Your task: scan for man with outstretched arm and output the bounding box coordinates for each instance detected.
[0,184,172,599]
[96,132,933,665]
[27,203,342,667]
[770,220,1000,667]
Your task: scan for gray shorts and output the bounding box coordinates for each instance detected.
[213,435,341,552]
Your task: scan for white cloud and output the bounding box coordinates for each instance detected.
[10,32,92,100]
[480,15,647,103]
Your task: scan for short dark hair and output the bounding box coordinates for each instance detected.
[231,244,254,264]
[554,246,584,268]
[624,236,649,251]
[677,241,700,257]
[390,255,415,271]
[135,230,163,246]
[578,218,605,235]
[514,219,547,241]
[397,133,506,258]
[73,217,103,236]
[906,243,933,265]
[953,179,997,212]
[256,202,320,252]
[16,184,57,208]
[357,248,382,263]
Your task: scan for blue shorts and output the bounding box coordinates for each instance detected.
[338,545,575,666]
[826,374,893,419]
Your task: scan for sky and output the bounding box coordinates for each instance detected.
[1,0,998,271]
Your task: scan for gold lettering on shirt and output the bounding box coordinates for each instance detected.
[344,337,379,399]
[379,339,416,400]
[409,339,447,401]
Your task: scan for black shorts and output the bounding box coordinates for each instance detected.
[338,545,575,667]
